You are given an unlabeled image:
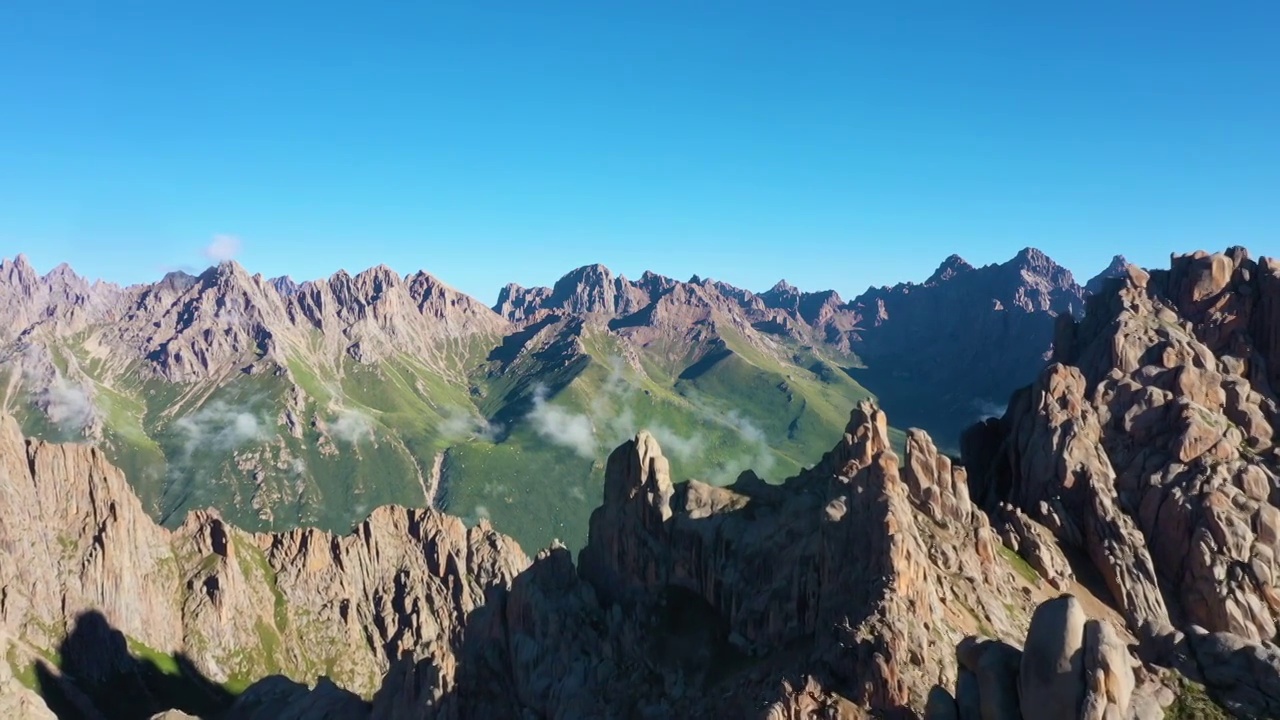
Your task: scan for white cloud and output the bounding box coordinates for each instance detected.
[438,407,502,443]
[518,356,782,486]
[722,409,767,445]
[173,400,268,458]
[972,399,1007,421]
[646,424,704,461]
[42,376,96,432]
[203,234,242,262]
[527,384,597,458]
[329,408,374,444]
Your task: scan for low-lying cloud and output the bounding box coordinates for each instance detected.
[42,376,96,433]
[646,423,704,461]
[203,234,242,262]
[438,407,503,443]
[527,385,597,458]
[329,408,374,444]
[972,399,1007,422]
[522,357,779,486]
[173,400,268,459]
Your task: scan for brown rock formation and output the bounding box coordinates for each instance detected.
[0,414,527,717]
[964,247,1280,717]
[842,247,1094,447]
[927,595,1148,720]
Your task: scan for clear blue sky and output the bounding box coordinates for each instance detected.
[1,3,1277,303]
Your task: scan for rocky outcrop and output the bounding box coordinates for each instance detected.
[287,265,508,366]
[3,396,1239,718]
[1086,255,1132,295]
[0,248,1124,552]
[0,413,528,717]
[1,257,509,386]
[0,400,1029,718]
[926,595,1144,720]
[993,503,1075,590]
[4,247,1262,718]
[843,247,1098,448]
[441,402,1039,718]
[965,247,1280,717]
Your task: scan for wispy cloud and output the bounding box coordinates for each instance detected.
[972,399,1007,421]
[202,234,242,262]
[42,376,96,433]
[521,356,776,485]
[329,408,374,444]
[705,410,775,485]
[173,400,268,459]
[527,384,597,458]
[646,423,704,461]
[438,406,502,443]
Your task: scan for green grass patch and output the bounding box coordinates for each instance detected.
[997,544,1041,585]
[1165,674,1230,719]
[6,645,41,692]
[126,636,182,677]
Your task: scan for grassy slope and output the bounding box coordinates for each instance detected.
[444,326,893,551]
[6,325,897,554]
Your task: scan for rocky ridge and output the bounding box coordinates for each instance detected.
[0,247,1105,551]
[964,248,1280,718]
[2,398,1205,719]
[0,412,527,716]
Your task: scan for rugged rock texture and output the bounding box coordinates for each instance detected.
[2,396,1238,718]
[926,595,1148,720]
[3,248,1255,718]
[0,402,1017,718]
[993,503,1075,591]
[1,257,509,388]
[964,247,1280,717]
[1086,255,1132,296]
[223,402,1049,719]
[842,248,1093,448]
[0,414,527,717]
[0,248,1123,552]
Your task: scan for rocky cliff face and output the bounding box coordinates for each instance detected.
[3,397,1215,719]
[1085,255,1132,295]
[2,257,509,388]
[964,247,1280,718]
[216,401,1206,719]
[0,413,528,717]
[841,248,1091,447]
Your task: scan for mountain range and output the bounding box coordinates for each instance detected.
[0,246,1276,718]
[0,249,1124,553]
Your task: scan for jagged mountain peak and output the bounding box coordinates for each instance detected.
[1085,254,1132,294]
[349,263,403,295]
[766,278,797,295]
[157,269,198,293]
[269,275,300,297]
[925,254,975,284]
[555,262,614,286]
[197,259,258,287]
[43,262,79,281]
[1,253,34,271]
[1005,246,1073,279]
[0,254,40,288]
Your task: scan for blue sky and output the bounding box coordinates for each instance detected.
[1,3,1277,303]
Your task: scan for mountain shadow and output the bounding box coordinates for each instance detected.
[34,610,235,719]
